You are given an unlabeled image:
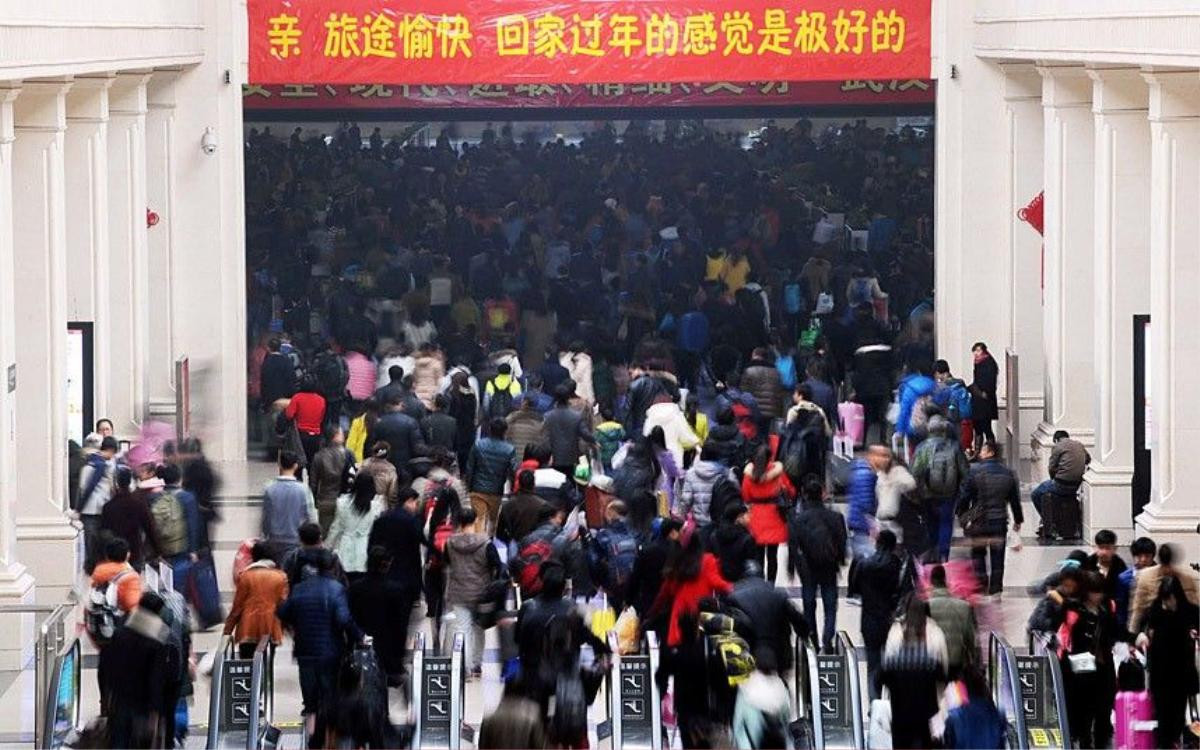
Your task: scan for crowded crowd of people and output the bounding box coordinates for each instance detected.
[66,117,1199,749]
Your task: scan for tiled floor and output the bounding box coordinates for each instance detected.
[0,457,1088,747]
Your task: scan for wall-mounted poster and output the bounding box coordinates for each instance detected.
[66,323,94,446]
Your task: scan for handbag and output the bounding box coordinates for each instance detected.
[959,500,987,536]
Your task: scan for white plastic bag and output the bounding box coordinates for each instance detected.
[868,698,892,749]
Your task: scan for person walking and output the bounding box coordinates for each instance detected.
[223,541,288,658]
[728,561,809,676]
[853,529,903,697]
[309,425,353,533]
[100,466,159,571]
[845,454,879,561]
[711,502,758,585]
[466,418,518,534]
[677,444,726,532]
[926,564,977,680]
[372,393,430,482]
[367,489,426,679]
[867,445,917,550]
[284,377,327,468]
[942,667,1006,749]
[348,546,411,687]
[731,647,794,750]
[956,441,1022,595]
[1128,542,1199,632]
[1136,573,1200,749]
[788,476,847,653]
[1058,571,1130,749]
[421,393,460,453]
[910,415,970,561]
[505,395,545,462]
[358,441,399,506]
[98,591,177,749]
[77,435,119,573]
[741,444,794,584]
[277,553,366,744]
[326,472,386,582]
[260,450,319,565]
[443,506,501,679]
[541,383,596,477]
[879,597,948,749]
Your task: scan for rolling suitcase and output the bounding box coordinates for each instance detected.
[1114,691,1155,750]
[1045,491,1082,540]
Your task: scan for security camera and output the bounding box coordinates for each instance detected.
[201,127,218,155]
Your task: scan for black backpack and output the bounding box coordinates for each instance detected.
[793,508,840,571]
[709,475,742,528]
[486,377,518,419]
[312,352,349,399]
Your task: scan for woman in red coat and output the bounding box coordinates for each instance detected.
[741,443,794,583]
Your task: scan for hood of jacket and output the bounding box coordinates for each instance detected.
[646,401,682,419]
[447,531,491,556]
[125,607,169,643]
[691,460,726,482]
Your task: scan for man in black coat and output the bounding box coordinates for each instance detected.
[728,562,809,674]
[349,546,411,685]
[852,529,903,699]
[367,490,427,680]
[789,479,848,653]
[98,591,177,749]
[372,394,429,479]
[260,338,297,405]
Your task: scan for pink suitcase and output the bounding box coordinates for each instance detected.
[1114,691,1155,750]
[838,401,865,446]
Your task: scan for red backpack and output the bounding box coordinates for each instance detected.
[514,538,553,595]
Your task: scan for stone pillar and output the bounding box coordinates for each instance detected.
[1079,69,1152,540]
[105,73,151,439]
[1033,65,1096,477]
[11,80,77,605]
[1000,64,1045,467]
[0,83,37,667]
[145,71,180,421]
[1135,71,1200,556]
[64,75,113,425]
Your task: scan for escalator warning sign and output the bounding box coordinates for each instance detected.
[1029,728,1049,747]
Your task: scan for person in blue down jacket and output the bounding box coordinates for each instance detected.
[845,457,878,560]
[895,366,936,440]
[277,553,366,740]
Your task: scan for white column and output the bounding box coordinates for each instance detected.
[1000,63,1045,465]
[105,72,150,439]
[1080,69,1151,540]
[64,75,113,423]
[145,71,180,420]
[0,83,37,667]
[1033,65,1096,476]
[11,79,77,605]
[169,0,249,462]
[1135,71,1200,555]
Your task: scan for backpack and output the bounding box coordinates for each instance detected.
[78,453,108,512]
[775,354,797,391]
[794,509,840,572]
[700,613,756,686]
[312,352,349,399]
[486,377,518,419]
[947,382,973,421]
[603,530,639,593]
[514,537,554,595]
[85,570,132,646]
[709,475,742,527]
[928,442,961,496]
[783,283,803,315]
[909,394,934,435]
[150,490,188,557]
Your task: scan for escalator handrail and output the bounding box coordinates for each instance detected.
[804,637,825,750]
[247,636,270,750]
[206,634,233,750]
[836,631,866,750]
[990,632,1028,750]
[606,631,622,749]
[1043,643,1072,749]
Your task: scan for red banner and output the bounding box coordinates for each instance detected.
[249,0,931,85]
[243,78,934,109]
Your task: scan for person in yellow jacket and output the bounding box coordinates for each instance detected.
[345,398,380,462]
[704,247,729,283]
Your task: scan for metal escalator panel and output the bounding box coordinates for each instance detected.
[791,634,822,750]
[206,635,234,749]
[992,631,1071,750]
[609,630,664,750]
[835,632,866,750]
[989,632,1029,749]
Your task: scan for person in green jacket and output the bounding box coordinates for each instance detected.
[926,564,977,679]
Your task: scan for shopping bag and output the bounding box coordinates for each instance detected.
[188,552,224,629]
[232,537,256,581]
[614,607,641,655]
[838,402,865,445]
[590,605,616,641]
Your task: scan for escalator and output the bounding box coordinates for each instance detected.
[791,632,866,750]
[206,635,278,749]
[606,630,663,750]
[991,632,1071,749]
